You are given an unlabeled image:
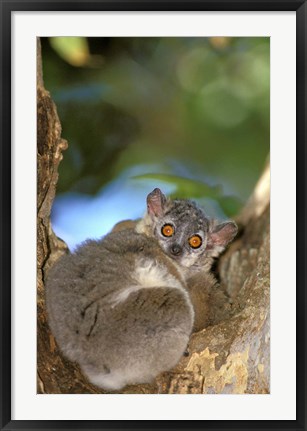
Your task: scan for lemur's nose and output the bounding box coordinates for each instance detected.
[170,244,182,256]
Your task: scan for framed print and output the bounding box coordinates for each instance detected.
[1,1,306,430]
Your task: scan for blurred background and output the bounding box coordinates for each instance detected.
[41,37,270,250]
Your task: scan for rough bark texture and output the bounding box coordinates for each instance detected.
[37,39,270,394]
[37,38,100,394]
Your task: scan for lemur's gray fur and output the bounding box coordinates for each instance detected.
[46,188,237,391]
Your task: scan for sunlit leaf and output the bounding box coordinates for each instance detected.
[49,37,90,67]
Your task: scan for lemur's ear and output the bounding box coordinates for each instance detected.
[207,221,238,253]
[146,188,167,217]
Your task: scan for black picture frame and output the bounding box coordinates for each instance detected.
[1,1,306,430]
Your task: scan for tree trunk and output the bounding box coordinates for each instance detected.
[37,39,270,394]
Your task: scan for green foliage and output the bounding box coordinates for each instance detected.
[133,173,222,199]
[133,173,242,216]
[41,36,269,212]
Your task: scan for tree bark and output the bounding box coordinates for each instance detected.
[37,39,270,394]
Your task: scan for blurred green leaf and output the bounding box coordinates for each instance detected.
[133,173,242,217]
[132,173,222,198]
[49,37,90,66]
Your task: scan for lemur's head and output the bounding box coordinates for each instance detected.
[136,188,238,270]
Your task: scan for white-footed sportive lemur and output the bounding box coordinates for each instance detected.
[46,188,237,391]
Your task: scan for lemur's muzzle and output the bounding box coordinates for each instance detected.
[170,244,183,256]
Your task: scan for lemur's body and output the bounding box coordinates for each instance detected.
[46,188,237,390]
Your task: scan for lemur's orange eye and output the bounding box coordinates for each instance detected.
[161,224,174,237]
[189,235,202,249]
